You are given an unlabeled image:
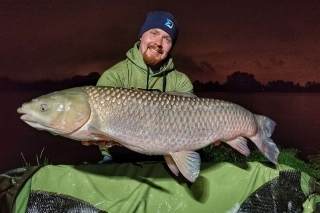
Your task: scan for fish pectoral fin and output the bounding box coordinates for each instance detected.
[87,126,111,141]
[164,155,179,176]
[225,136,250,156]
[168,151,201,182]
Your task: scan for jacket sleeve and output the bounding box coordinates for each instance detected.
[96,62,126,87]
[174,72,194,93]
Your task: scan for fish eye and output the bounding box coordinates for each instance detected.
[39,103,48,112]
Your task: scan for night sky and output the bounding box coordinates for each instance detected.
[1,0,320,85]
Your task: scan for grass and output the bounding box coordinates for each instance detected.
[202,144,320,179]
[19,144,320,179]
[21,147,51,167]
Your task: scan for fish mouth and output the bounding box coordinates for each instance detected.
[17,106,60,133]
[17,107,27,119]
[17,107,25,114]
[17,106,75,135]
[17,107,35,122]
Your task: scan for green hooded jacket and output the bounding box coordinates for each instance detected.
[96,42,193,93]
[96,42,193,157]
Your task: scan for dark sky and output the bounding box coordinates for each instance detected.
[1,0,319,85]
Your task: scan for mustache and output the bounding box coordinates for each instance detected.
[147,44,163,54]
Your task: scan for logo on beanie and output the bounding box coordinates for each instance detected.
[165,18,173,29]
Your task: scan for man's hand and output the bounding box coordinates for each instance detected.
[81,140,121,148]
[213,141,221,146]
[81,141,107,146]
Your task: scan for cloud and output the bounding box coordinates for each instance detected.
[254,57,285,70]
[173,54,216,83]
[1,1,320,85]
[0,2,141,81]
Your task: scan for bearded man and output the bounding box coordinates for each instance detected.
[97,11,193,93]
[84,11,194,162]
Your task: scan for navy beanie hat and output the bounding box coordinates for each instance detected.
[139,11,179,45]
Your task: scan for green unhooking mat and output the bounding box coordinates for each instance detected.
[1,162,320,213]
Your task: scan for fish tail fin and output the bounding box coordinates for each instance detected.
[250,115,279,164]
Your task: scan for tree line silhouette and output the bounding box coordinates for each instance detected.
[194,71,320,93]
[1,71,320,93]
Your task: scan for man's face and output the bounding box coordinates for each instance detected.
[139,28,173,67]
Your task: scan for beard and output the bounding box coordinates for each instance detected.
[142,44,163,66]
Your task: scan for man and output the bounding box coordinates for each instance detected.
[83,11,194,162]
[97,11,193,93]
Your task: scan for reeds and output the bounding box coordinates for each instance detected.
[21,147,50,167]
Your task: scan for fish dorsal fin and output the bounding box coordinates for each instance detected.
[225,136,250,156]
[166,151,201,182]
[165,92,197,98]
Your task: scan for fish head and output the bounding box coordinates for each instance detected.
[17,88,91,135]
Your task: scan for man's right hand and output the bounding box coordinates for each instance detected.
[81,140,121,148]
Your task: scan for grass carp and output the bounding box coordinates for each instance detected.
[17,86,279,182]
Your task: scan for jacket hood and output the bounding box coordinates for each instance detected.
[126,42,174,75]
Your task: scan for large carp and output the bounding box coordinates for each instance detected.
[17,86,279,182]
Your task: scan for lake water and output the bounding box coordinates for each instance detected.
[1,90,319,173]
[196,92,320,159]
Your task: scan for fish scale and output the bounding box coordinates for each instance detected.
[18,86,279,182]
[84,86,257,152]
